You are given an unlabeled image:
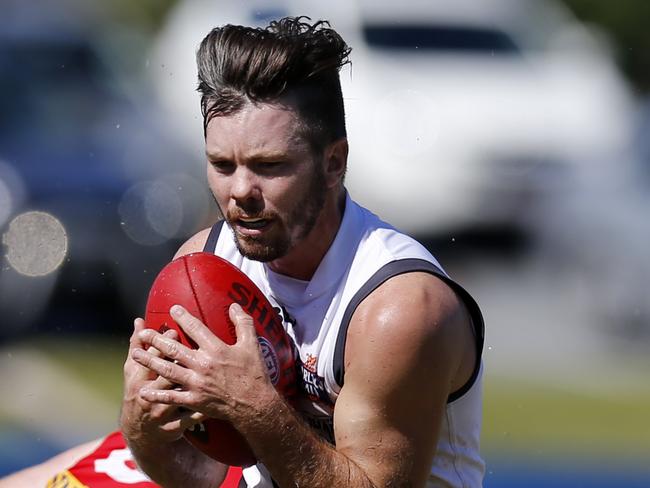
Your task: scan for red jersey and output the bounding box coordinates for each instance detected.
[46,431,242,488]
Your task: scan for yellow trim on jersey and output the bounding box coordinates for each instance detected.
[46,469,88,488]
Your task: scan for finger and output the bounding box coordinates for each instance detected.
[146,399,184,423]
[124,325,183,391]
[170,305,223,349]
[125,318,157,382]
[149,372,176,391]
[138,329,196,367]
[128,318,174,357]
[189,410,207,422]
[147,328,182,359]
[163,328,180,341]
[146,347,189,392]
[129,318,147,350]
[178,410,208,430]
[159,410,207,436]
[132,327,178,373]
[139,385,194,407]
[153,405,205,425]
[228,303,257,344]
[132,348,192,386]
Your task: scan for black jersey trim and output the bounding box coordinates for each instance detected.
[332,258,485,404]
[203,220,225,253]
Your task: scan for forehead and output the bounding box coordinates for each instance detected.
[205,102,307,158]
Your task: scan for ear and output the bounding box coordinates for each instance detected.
[323,138,348,189]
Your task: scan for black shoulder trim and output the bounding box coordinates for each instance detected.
[203,220,225,253]
[332,258,485,403]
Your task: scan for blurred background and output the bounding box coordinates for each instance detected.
[1,0,649,486]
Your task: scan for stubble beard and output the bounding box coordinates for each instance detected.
[223,165,327,263]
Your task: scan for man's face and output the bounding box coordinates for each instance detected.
[205,102,327,262]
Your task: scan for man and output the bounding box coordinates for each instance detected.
[122,16,485,487]
[2,16,484,488]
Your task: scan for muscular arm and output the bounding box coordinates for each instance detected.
[335,272,475,485]
[233,272,475,487]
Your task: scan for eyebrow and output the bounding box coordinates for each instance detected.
[205,150,290,162]
[205,149,224,160]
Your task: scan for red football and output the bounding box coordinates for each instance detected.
[144,252,297,467]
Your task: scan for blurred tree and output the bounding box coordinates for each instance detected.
[560,0,650,94]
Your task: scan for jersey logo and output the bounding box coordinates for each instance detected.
[298,354,331,404]
[303,353,317,373]
[94,448,151,484]
[271,304,331,405]
[258,336,279,384]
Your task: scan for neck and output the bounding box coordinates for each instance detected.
[268,189,345,281]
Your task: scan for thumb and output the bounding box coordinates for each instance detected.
[228,303,256,344]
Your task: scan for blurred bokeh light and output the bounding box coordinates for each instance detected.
[3,211,68,277]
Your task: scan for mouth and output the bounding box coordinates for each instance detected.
[233,216,271,233]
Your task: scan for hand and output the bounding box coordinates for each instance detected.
[130,303,278,425]
[120,317,206,445]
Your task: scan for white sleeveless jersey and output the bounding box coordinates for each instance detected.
[203,193,485,487]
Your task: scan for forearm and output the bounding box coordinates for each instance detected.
[237,394,377,488]
[127,436,226,488]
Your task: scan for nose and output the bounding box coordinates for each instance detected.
[230,167,262,209]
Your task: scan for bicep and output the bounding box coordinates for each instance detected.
[333,273,467,487]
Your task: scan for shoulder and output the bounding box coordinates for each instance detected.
[350,272,467,351]
[344,271,473,391]
[332,271,478,486]
[173,227,213,259]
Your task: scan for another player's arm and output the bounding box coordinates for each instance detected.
[240,272,475,487]
[122,228,228,488]
[0,439,102,488]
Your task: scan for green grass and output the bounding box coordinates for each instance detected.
[483,375,650,463]
[35,336,126,406]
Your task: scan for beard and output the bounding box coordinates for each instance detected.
[222,164,327,262]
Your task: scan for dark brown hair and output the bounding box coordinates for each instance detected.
[196,16,351,152]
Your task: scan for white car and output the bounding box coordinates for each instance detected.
[150,0,636,236]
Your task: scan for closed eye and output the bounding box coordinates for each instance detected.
[254,160,290,175]
[209,159,235,173]
[259,161,283,169]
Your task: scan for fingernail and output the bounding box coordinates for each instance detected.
[132,348,143,359]
[171,305,184,317]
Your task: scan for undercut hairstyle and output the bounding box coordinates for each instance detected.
[196,16,351,153]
